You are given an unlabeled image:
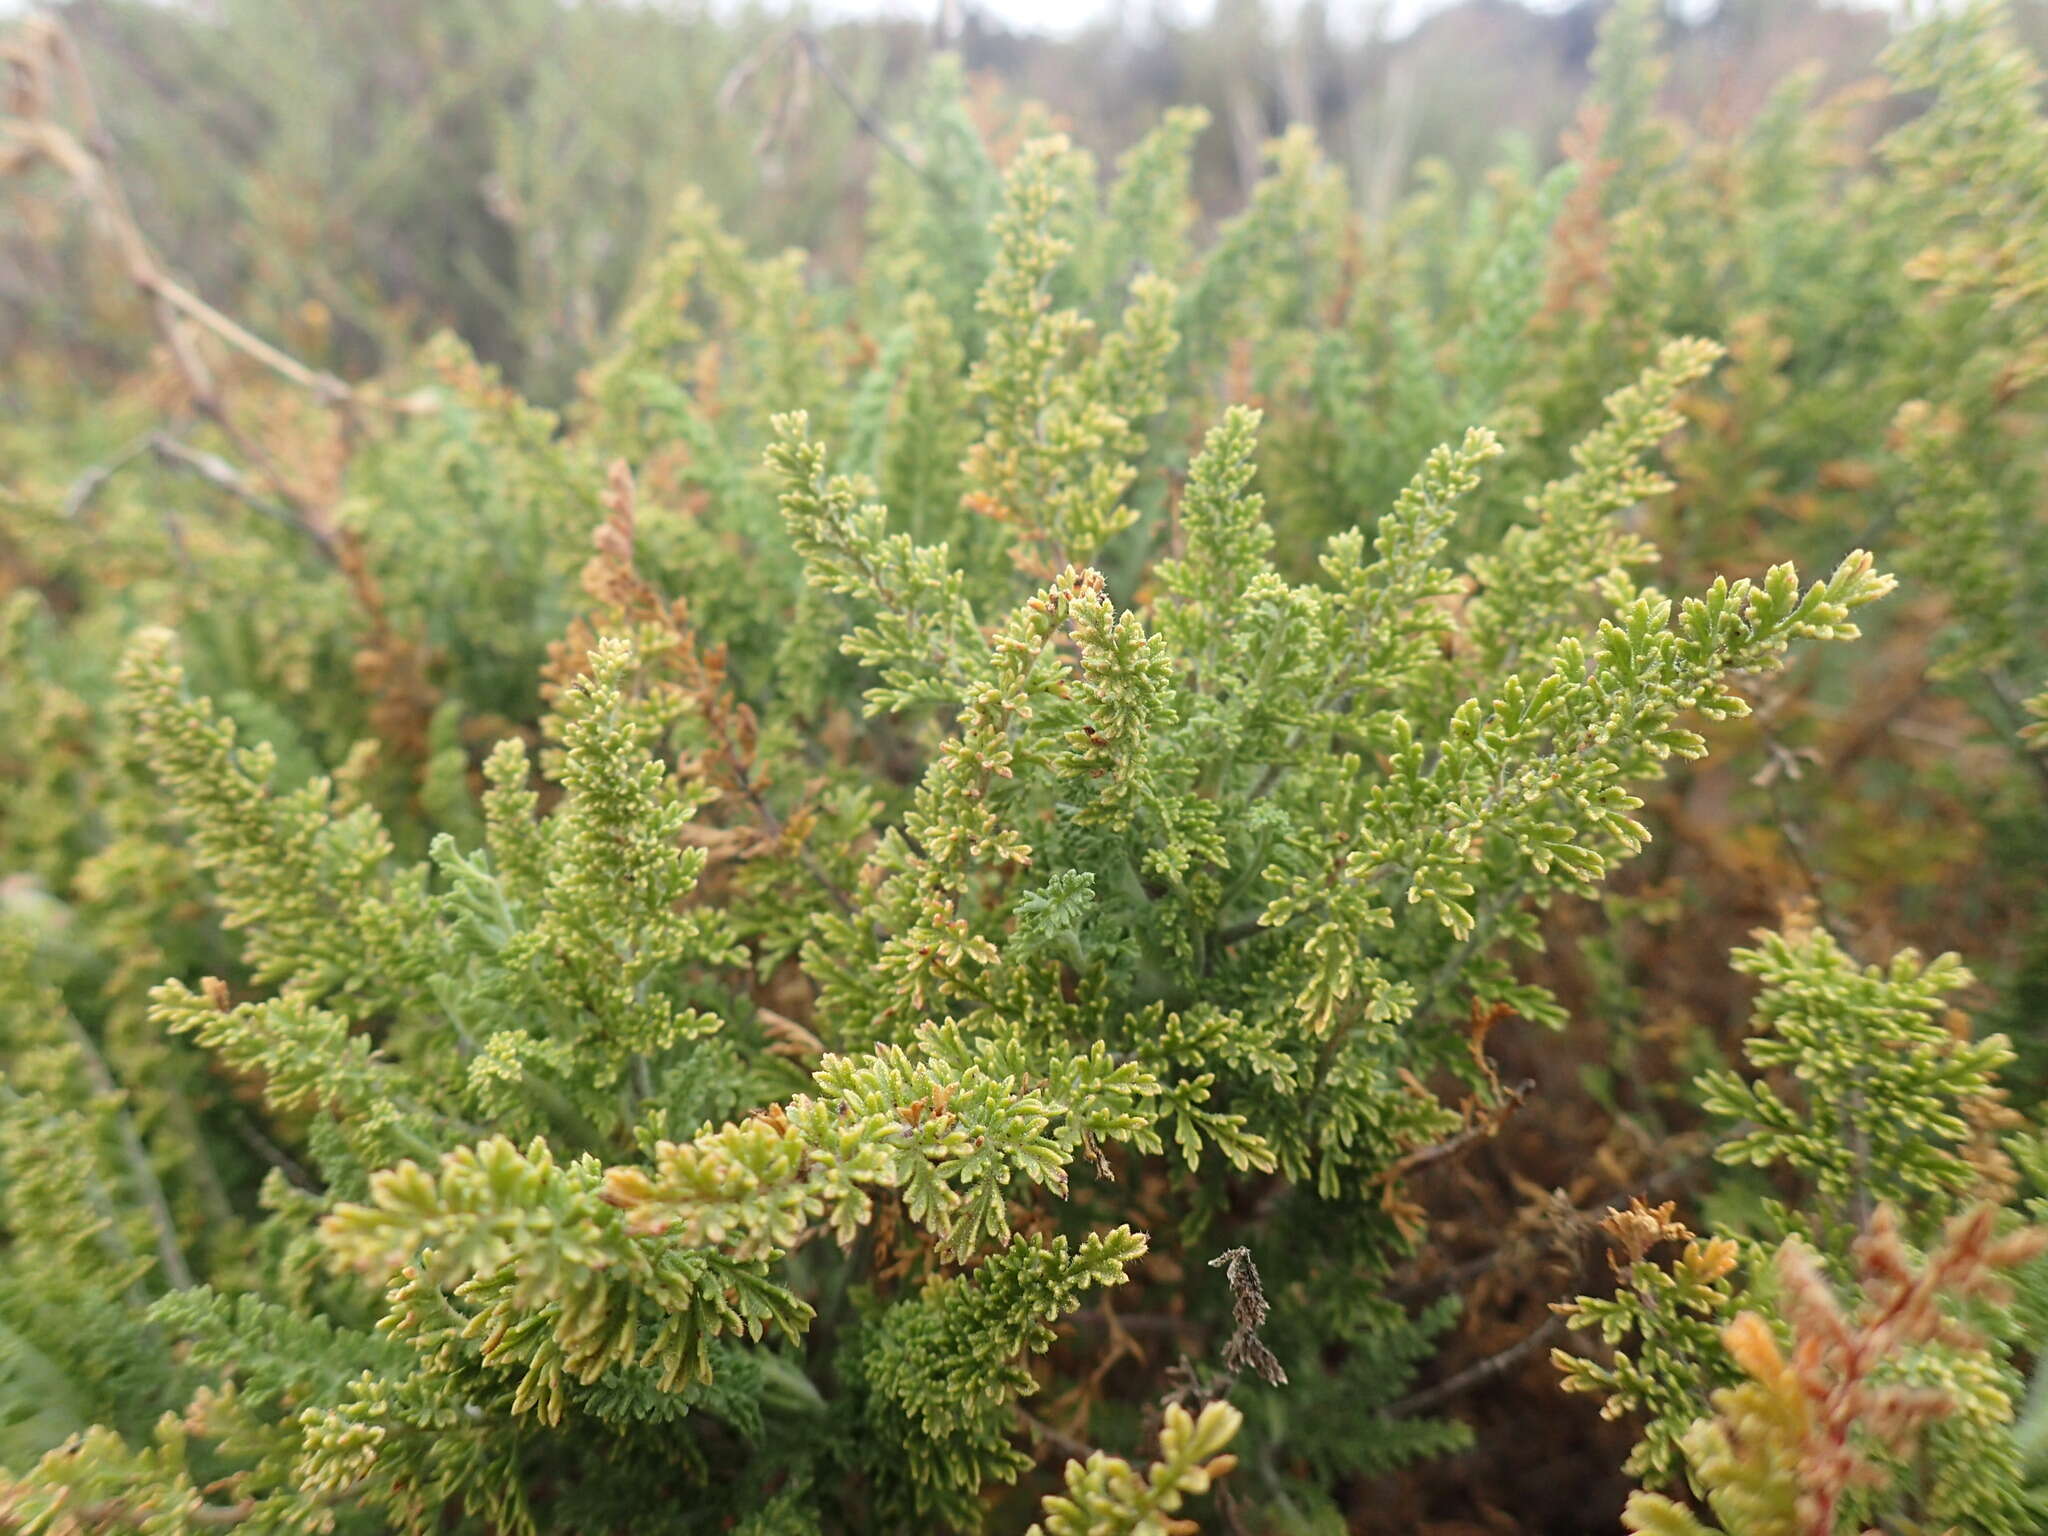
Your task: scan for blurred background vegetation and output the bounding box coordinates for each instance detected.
[13,0,2037,404]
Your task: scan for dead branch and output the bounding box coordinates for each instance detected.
[3,14,436,561]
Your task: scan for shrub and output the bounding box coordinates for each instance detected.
[3,2,2048,1533]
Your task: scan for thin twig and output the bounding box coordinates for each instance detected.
[59,429,154,520]
[4,15,425,561]
[1386,1152,1711,1304]
[62,1014,194,1290]
[2,105,352,408]
[228,1109,320,1195]
[794,29,952,201]
[1070,1309,1204,1339]
[4,20,418,417]
[145,432,337,559]
[1016,1407,1098,1465]
[1383,1312,1568,1419]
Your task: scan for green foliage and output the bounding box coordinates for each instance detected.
[1028,1400,1243,1536]
[1702,925,2010,1235]
[851,1228,1148,1528]
[1557,920,2048,1534]
[1616,1209,2048,1536]
[11,3,2048,1532]
[1555,1205,1743,1492]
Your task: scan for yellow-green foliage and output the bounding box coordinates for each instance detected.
[5,4,2048,1535]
